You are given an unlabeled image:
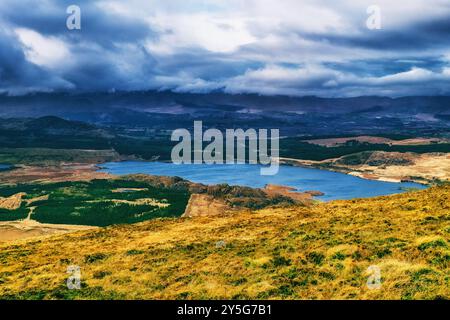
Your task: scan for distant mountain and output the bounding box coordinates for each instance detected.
[0,91,449,137]
[1,91,450,118]
[0,116,112,138]
[0,116,115,150]
[25,116,94,132]
[350,105,385,114]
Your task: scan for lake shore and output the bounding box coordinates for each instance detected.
[98,161,425,201]
[280,152,450,185]
[0,163,114,184]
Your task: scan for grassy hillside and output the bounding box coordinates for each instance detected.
[0,185,449,300]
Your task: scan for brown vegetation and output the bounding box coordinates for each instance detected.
[0,220,97,243]
[0,185,448,300]
[263,184,319,202]
[0,164,113,184]
[282,152,450,184]
[183,194,233,218]
[304,136,448,147]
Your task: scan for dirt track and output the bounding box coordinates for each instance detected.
[0,219,97,242]
[0,163,113,184]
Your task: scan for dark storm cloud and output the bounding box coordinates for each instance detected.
[153,50,265,81]
[1,0,154,48]
[296,11,450,52]
[324,58,448,78]
[0,0,450,96]
[62,44,158,91]
[0,0,158,93]
[0,29,71,93]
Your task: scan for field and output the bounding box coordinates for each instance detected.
[0,179,190,226]
[282,152,450,184]
[0,184,448,300]
[0,164,113,185]
[303,136,448,147]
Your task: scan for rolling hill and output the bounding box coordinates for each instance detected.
[0,184,448,300]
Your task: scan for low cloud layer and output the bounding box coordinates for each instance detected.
[1,0,450,96]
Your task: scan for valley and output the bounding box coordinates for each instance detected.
[2,0,450,303]
[0,92,448,300]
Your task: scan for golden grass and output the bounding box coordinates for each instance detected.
[0,185,449,300]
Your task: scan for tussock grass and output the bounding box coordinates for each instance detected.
[0,185,449,300]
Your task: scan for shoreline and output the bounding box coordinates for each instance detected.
[0,160,431,243]
[279,157,433,186]
[99,158,432,186]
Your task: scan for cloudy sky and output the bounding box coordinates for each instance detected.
[1,0,450,96]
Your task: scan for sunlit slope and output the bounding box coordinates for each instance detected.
[0,185,449,300]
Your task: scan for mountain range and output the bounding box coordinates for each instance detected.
[1,91,450,137]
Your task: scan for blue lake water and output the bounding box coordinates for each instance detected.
[0,164,12,171]
[99,161,426,201]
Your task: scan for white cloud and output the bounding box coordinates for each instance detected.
[15,28,71,68]
[2,0,450,95]
[146,13,256,54]
[219,64,450,97]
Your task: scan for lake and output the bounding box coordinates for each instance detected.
[99,161,426,201]
[0,164,12,171]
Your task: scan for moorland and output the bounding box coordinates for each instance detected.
[0,92,449,299]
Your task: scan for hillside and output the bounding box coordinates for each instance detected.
[0,185,449,300]
[283,151,450,184]
[2,92,450,116]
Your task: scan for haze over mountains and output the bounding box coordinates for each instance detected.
[2,91,450,116]
[0,91,449,137]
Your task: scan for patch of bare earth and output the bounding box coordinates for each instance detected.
[0,220,97,243]
[112,188,148,193]
[304,136,448,147]
[0,192,25,210]
[349,153,450,183]
[263,184,320,202]
[281,152,450,184]
[87,198,170,208]
[0,163,113,184]
[183,194,233,218]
